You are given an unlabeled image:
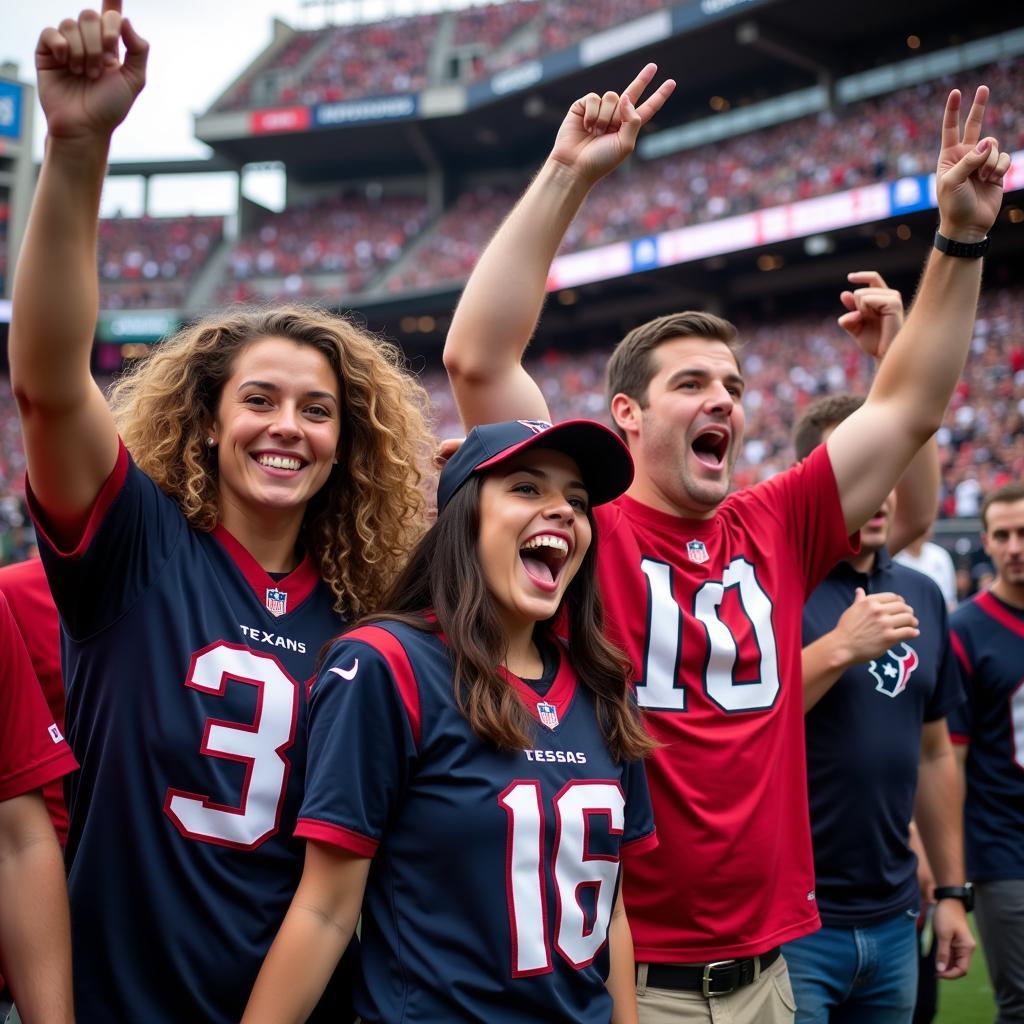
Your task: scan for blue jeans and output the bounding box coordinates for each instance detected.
[782,912,918,1024]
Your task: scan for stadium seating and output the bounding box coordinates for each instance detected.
[217,193,431,305]
[97,215,223,311]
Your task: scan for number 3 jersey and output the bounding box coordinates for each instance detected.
[29,445,353,1023]
[297,621,658,1024]
[597,444,857,962]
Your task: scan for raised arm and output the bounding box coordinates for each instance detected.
[827,86,1010,534]
[443,65,675,429]
[836,271,939,553]
[10,1,148,544]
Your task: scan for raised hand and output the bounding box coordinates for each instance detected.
[35,0,148,143]
[549,63,675,187]
[837,271,904,360]
[936,86,1011,243]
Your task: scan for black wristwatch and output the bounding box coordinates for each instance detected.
[933,884,975,911]
[934,231,990,258]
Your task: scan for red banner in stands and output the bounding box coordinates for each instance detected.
[250,107,311,135]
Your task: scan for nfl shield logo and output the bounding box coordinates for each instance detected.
[265,587,288,617]
[537,701,560,730]
[687,539,709,564]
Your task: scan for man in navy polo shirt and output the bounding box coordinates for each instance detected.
[782,394,973,1023]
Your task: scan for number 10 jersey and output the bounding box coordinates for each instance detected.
[596,444,857,962]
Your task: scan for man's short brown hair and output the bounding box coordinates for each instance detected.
[792,394,865,461]
[605,312,739,439]
[981,481,1024,530]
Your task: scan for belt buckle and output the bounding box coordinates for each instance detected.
[701,956,759,998]
[702,959,736,998]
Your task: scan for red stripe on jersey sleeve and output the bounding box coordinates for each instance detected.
[949,733,970,746]
[621,830,658,859]
[950,631,973,675]
[343,625,422,749]
[26,441,130,559]
[295,818,379,857]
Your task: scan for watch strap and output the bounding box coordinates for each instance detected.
[934,231,990,258]
[933,884,975,910]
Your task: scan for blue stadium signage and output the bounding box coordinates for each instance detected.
[0,80,23,140]
[314,94,418,127]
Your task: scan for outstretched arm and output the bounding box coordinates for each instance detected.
[0,791,74,1024]
[827,86,1010,534]
[836,271,939,553]
[10,1,148,545]
[444,65,675,429]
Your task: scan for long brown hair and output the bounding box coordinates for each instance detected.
[360,476,654,762]
[109,305,433,617]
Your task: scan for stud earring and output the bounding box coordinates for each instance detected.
[206,437,216,447]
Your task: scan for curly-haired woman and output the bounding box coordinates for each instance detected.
[9,5,431,1022]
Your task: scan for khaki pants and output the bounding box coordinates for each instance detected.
[636,954,797,1024]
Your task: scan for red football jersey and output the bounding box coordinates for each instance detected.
[0,589,77,804]
[0,558,68,843]
[598,445,856,961]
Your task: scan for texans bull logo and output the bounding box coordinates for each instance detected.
[868,643,919,698]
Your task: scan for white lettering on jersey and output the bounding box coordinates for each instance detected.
[523,749,588,764]
[238,624,307,654]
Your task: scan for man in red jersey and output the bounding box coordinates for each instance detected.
[443,63,1010,1022]
[0,591,77,1024]
[0,558,68,845]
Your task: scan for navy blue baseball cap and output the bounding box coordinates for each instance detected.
[437,418,634,512]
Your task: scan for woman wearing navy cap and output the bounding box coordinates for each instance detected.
[245,419,658,1024]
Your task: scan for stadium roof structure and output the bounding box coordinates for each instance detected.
[193,0,1018,181]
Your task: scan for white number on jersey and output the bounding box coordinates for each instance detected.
[499,781,624,976]
[164,642,299,848]
[635,555,780,713]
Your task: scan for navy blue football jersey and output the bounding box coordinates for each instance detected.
[949,590,1024,881]
[29,445,354,1023]
[298,621,657,1024]
[802,552,963,926]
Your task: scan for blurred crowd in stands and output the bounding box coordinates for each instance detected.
[97,215,222,311]
[385,183,520,294]
[116,55,1024,310]
[214,0,674,111]
[2,286,1015,562]
[219,194,430,305]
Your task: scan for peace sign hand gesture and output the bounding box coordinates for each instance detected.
[549,63,676,187]
[35,0,149,144]
[936,86,1011,243]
